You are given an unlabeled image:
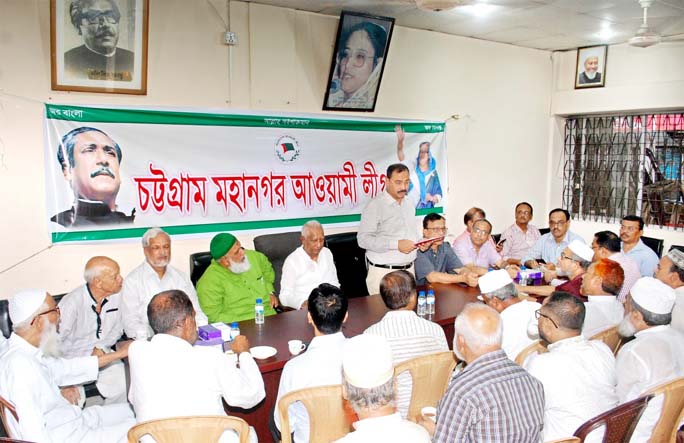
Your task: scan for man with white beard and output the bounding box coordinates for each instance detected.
[0,289,134,442]
[616,277,684,443]
[121,227,207,339]
[197,232,279,323]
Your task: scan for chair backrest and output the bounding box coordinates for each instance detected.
[642,236,664,258]
[0,300,10,340]
[643,377,684,443]
[393,351,457,421]
[127,415,250,443]
[324,232,369,298]
[573,393,653,442]
[539,227,551,236]
[669,244,684,254]
[588,325,623,355]
[514,340,547,366]
[544,438,581,443]
[0,396,18,439]
[189,251,213,287]
[277,384,353,443]
[253,231,302,294]
[491,233,502,244]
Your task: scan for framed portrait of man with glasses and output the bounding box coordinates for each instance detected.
[50,0,149,94]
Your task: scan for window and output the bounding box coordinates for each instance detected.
[563,113,684,230]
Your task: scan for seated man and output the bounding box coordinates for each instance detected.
[500,202,541,266]
[364,271,448,418]
[580,258,625,337]
[654,249,684,334]
[620,215,659,277]
[452,207,486,244]
[616,277,684,443]
[279,220,340,310]
[525,291,617,443]
[59,256,130,404]
[274,283,348,443]
[479,270,540,361]
[422,303,544,442]
[128,289,264,437]
[591,230,640,302]
[414,213,477,286]
[453,219,505,275]
[197,232,279,323]
[122,227,207,339]
[523,208,584,270]
[336,334,430,443]
[0,290,134,442]
[523,240,593,300]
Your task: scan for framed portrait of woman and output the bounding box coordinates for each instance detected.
[323,11,395,112]
[50,0,149,94]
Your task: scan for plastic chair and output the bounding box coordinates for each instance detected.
[277,384,353,443]
[127,415,250,443]
[393,351,457,421]
[253,231,302,294]
[189,251,213,287]
[573,393,653,442]
[643,377,684,443]
[589,325,623,355]
[0,395,18,439]
[514,340,548,366]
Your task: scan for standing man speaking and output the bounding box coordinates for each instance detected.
[359,163,418,294]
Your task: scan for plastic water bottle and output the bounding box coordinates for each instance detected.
[426,289,435,315]
[230,322,240,340]
[417,291,427,316]
[255,298,265,324]
[519,266,528,287]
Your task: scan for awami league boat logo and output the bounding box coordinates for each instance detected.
[275,135,301,163]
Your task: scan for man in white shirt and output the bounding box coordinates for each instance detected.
[591,230,640,302]
[479,269,539,361]
[363,270,448,418]
[620,215,659,277]
[0,289,134,442]
[358,163,418,295]
[580,258,625,338]
[59,256,131,404]
[524,291,618,443]
[128,289,264,437]
[121,227,207,339]
[274,283,348,443]
[335,334,430,443]
[654,249,684,334]
[279,220,340,309]
[616,277,684,443]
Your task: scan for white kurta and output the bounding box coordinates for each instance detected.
[499,299,541,361]
[0,334,134,442]
[616,325,684,443]
[274,332,347,443]
[524,335,618,443]
[279,246,340,309]
[582,295,624,338]
[334,412,430,443]
[121,261,208,338]
[672,286,684,335]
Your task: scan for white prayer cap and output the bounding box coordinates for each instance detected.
[630,277,676,315]
[479,270,512,294]
[568,240,594,262]
[9,289,48,324]
[342,334,393,389]
[666,249,684,270]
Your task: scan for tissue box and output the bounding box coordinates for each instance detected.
[198,323,230,341]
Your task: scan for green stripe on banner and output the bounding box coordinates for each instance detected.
[51,207,443,243]
[44,104,445,133]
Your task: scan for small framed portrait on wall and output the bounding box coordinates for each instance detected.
[575,45,607,89]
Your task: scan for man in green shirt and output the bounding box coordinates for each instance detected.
[197,233,279,323]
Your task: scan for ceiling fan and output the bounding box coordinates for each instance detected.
[629,0,662,47]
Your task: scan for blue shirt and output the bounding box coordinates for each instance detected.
[623,239,659,277]
[523,231,585,266]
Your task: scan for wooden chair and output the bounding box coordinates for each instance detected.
[545,438,581,443]
[643,377,684,443]
[514,340,547,366]
[589,325,623,355]
[127,415,250,443]
[0,396,18,439]
[393,351,457,421]
[277,384,353,443]
[573,393,653,442]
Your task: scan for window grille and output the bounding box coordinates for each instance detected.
[563,112,684,230]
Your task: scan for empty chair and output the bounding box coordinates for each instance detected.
[393,351,457,421]
[588,325,623,355]
[189,251,213,287]
[514,340,548,366]
[325,232,369,298]
[0,396,18,439]
[127,415,250,443]
[253,231,302,294]
[642,236,664,258]
[573,393,653,442]
[643,377,684,443]
[277,384,353,443]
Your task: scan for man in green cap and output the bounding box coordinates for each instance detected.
[197,233,279,323]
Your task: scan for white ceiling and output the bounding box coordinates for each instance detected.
[241,0,684,51]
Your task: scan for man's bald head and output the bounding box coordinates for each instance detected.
[453,303,502,362]
[83,256,123,297]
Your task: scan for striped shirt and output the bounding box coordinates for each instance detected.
[434,350,545,443]
[364,310,448,418]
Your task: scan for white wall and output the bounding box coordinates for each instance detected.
[0,0,553,296]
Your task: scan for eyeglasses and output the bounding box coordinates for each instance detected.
[340,48,373,67]
[549,220,567,227]
[81,10,120,25]
[516,210,531,215]
[426,227,447,233]
[31,306,60,325]
[473,228,490,236]
[560,253,577,262]
[534,309,558,329]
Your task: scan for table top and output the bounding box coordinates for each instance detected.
[234,283,480,373]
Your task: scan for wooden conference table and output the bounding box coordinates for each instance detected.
[225,283,479,442]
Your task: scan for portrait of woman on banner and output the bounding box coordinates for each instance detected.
[395,125,443,209]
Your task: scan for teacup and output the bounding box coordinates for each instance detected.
[288,339,306,355]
